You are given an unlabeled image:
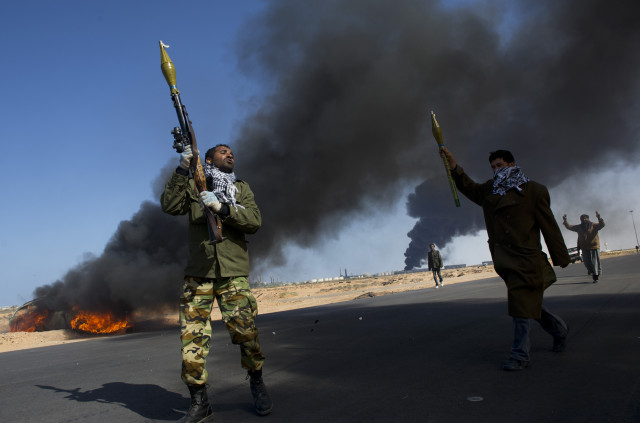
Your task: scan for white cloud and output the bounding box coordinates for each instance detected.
[259,192,418,282]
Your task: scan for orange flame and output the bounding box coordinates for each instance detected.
[10,306,49,332]
[70,309,132,334]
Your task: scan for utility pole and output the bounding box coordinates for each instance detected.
[630,210,639,250]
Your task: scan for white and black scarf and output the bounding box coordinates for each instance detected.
[203,162,238,208]
[492,166,530,196]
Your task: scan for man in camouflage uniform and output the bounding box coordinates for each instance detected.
[161,143,272,422]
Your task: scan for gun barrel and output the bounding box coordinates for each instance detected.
[441,155,461,207]
[158,41,224,243]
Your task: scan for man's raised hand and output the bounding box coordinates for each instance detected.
[179,145,193,170]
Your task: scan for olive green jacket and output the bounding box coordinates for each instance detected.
[452,165,570,318]
[160,170,261,278]
[427,250,443,270]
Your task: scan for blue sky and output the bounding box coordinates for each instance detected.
[0,1,427,307]
[2,1,639,307]
[0,1,268,305]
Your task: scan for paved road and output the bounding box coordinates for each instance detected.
[1,255,638,422]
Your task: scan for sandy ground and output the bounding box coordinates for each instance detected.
[1,250,632,354]
[0,266,498,353]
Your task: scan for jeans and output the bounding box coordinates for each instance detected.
[510,305,568,362]
[582,249,602,278]
[432,268,443,285]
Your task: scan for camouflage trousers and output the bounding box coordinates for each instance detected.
[180,275,265,386]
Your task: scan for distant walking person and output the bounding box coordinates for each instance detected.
[427,244,444,288]
[440,147,570,371]
[563,212,605,283]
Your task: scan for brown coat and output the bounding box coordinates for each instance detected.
[452,165,570,318]
[563,218,605,250]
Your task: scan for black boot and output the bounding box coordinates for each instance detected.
[248,369,273,416]
[182,384,213,423]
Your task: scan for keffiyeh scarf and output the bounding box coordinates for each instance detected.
[492,166,530,196]
[203,162,238,208]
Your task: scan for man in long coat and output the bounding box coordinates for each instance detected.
[440,147,570,371]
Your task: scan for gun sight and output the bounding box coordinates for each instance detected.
[171,127,185,153]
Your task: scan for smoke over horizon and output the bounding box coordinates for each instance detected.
[32,0,640,312]
[231,0,640,270]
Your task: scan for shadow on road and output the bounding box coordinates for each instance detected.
[35,382,187,421]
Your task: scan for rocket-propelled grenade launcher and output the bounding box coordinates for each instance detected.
[430,111,461,208]
[159,40,224,243]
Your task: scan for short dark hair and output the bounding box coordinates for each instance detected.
[205,144,231,160]
[580,214,589,220]
[488,150,515,164]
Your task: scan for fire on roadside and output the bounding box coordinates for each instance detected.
[9,301,132,335]
[9,304,49,332]
[70,308,132,334]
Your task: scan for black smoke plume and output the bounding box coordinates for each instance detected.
[32,0,640,312]
[33,161,187,313]
[34,200,187,313]
[230,0,640,270]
